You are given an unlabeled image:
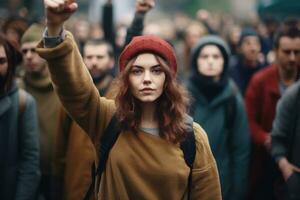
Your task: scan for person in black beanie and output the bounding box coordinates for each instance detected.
[229,27,267,96]
[186,35,251,200]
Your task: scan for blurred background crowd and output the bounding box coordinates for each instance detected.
[0,0,300,200]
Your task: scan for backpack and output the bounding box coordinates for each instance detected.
[84,115,196,200]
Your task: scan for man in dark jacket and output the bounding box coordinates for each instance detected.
[230,27,267,96]
[245,22,300,200]
[272,80,300,200]
[0,33,40,200]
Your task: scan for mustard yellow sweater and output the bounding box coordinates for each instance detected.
[37,32,221,200]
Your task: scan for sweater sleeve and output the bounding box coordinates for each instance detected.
[245,76,269,145]
[190,123,222,200]
[230,94,251,200]
[124,12,146,46]
[103,2,115,46]
[36,31,115,148]
[15,93,40,200]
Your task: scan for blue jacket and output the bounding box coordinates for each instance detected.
[187,80,250,200]
[0,86,40,200]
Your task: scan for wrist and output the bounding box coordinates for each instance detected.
[46,22,63,37]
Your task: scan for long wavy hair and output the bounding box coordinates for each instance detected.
[115,53,190,144]
[0,33,22,94]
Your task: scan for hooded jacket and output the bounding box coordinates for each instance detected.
[186,36,250,200]
[0,84,40,200]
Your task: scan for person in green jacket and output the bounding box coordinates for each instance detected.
[186,35,251,200]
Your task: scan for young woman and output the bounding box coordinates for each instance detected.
[0,33,40,200]
[186,35,250,200]
[38,1,221,199]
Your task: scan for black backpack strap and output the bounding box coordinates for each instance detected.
[180,115,196,200]
[84,114,120,200]
[96,114,120,176]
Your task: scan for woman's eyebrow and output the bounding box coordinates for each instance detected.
[151,64,161,69]
[131,65,144,69]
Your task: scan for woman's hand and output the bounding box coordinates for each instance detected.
[44,0,78,36]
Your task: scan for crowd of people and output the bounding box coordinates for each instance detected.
[0,0,300,200]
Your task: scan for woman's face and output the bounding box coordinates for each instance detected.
[197,45,224,78]
[128,53,166,103]
[0,45,8,76]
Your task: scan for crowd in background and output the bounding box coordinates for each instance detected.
[0,0,300,199]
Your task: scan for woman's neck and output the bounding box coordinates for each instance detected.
[140,102,158,128]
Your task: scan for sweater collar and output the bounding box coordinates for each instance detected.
[24,72,53,91]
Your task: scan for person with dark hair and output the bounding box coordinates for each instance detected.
[245,21,300,200]
[82,39,115,96]
[186,35,250,200]
[230,27,267,96]
[1,15,29,48]
[0,33,40,200]
[38,1,222,199]
[272,80,300,200]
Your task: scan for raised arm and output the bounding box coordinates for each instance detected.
[37,0,115,143]
[124,0,155,46]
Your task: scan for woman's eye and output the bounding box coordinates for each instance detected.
[213,55,221,59]
[131,69,143,75]
[152,68,163,75]
[200,55,208,59]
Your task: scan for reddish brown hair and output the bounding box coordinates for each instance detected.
[115,54,190,144]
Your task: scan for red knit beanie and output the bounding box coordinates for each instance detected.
[119,35,177,74]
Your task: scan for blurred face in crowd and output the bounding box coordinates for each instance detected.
[229,26,241,45]
[21,41,46,73]
[197,45,224,80]
[0,45,8,77]
[128,53,166,103]
[185,23,206,48]
[83,43,114,80]
[240,36,261,62]
[276,36,300,73]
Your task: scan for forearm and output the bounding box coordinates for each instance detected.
[37,31,100,135]
[124,12,146,46]
[103,2,115,45]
